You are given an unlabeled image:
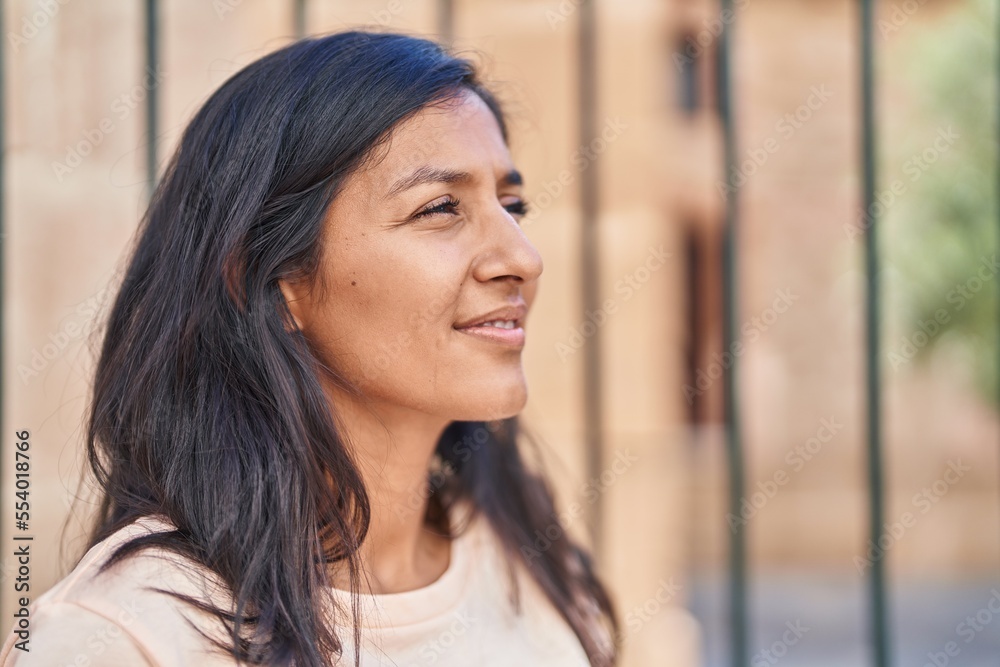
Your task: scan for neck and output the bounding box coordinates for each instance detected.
[326,386,452,594]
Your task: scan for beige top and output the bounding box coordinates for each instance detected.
[0,507,592,666]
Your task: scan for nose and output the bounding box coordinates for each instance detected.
[471,203,544,286]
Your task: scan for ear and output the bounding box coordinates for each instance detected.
[277,277,309,334]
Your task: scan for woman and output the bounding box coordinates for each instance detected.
[1,31,618,666]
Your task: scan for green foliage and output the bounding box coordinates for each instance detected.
[885,0,998,405]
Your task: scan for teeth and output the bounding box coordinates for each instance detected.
[481,320,515,329]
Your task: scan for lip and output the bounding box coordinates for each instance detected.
[453,302,528,348]
[454,324,526,348]
[453,303,527,330]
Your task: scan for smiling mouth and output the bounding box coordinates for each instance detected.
[453,320,525,347]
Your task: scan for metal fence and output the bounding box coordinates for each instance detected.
[715,2,997,666]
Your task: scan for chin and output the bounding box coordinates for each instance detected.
[453,382,528,422]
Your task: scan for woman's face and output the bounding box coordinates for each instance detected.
[281,89,543,423]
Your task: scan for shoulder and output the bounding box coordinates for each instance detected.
[33,514,230,614]
[0,515,237,667]
[0,600,154,666]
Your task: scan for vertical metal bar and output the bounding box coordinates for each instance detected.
[144,0,159,196]
[294,0,306,39]
[860,0,889,666]
[717,1,747,665]
[437,0,454,44]
[995,0,1000,585]
[578,0,604,553]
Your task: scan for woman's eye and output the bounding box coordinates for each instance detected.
[414,196,460,219]
[411,196,530,221]
[503,199,530,217]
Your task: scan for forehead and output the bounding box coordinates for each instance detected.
[358,90,514,188]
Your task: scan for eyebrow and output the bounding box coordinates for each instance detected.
[384,166,523,199]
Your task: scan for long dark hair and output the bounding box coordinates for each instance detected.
[83,30,618,666]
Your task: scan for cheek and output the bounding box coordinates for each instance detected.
[311,243,467,398]
[305,235,529,421]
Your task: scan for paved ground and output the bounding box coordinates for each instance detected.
[688,571,1000,666]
